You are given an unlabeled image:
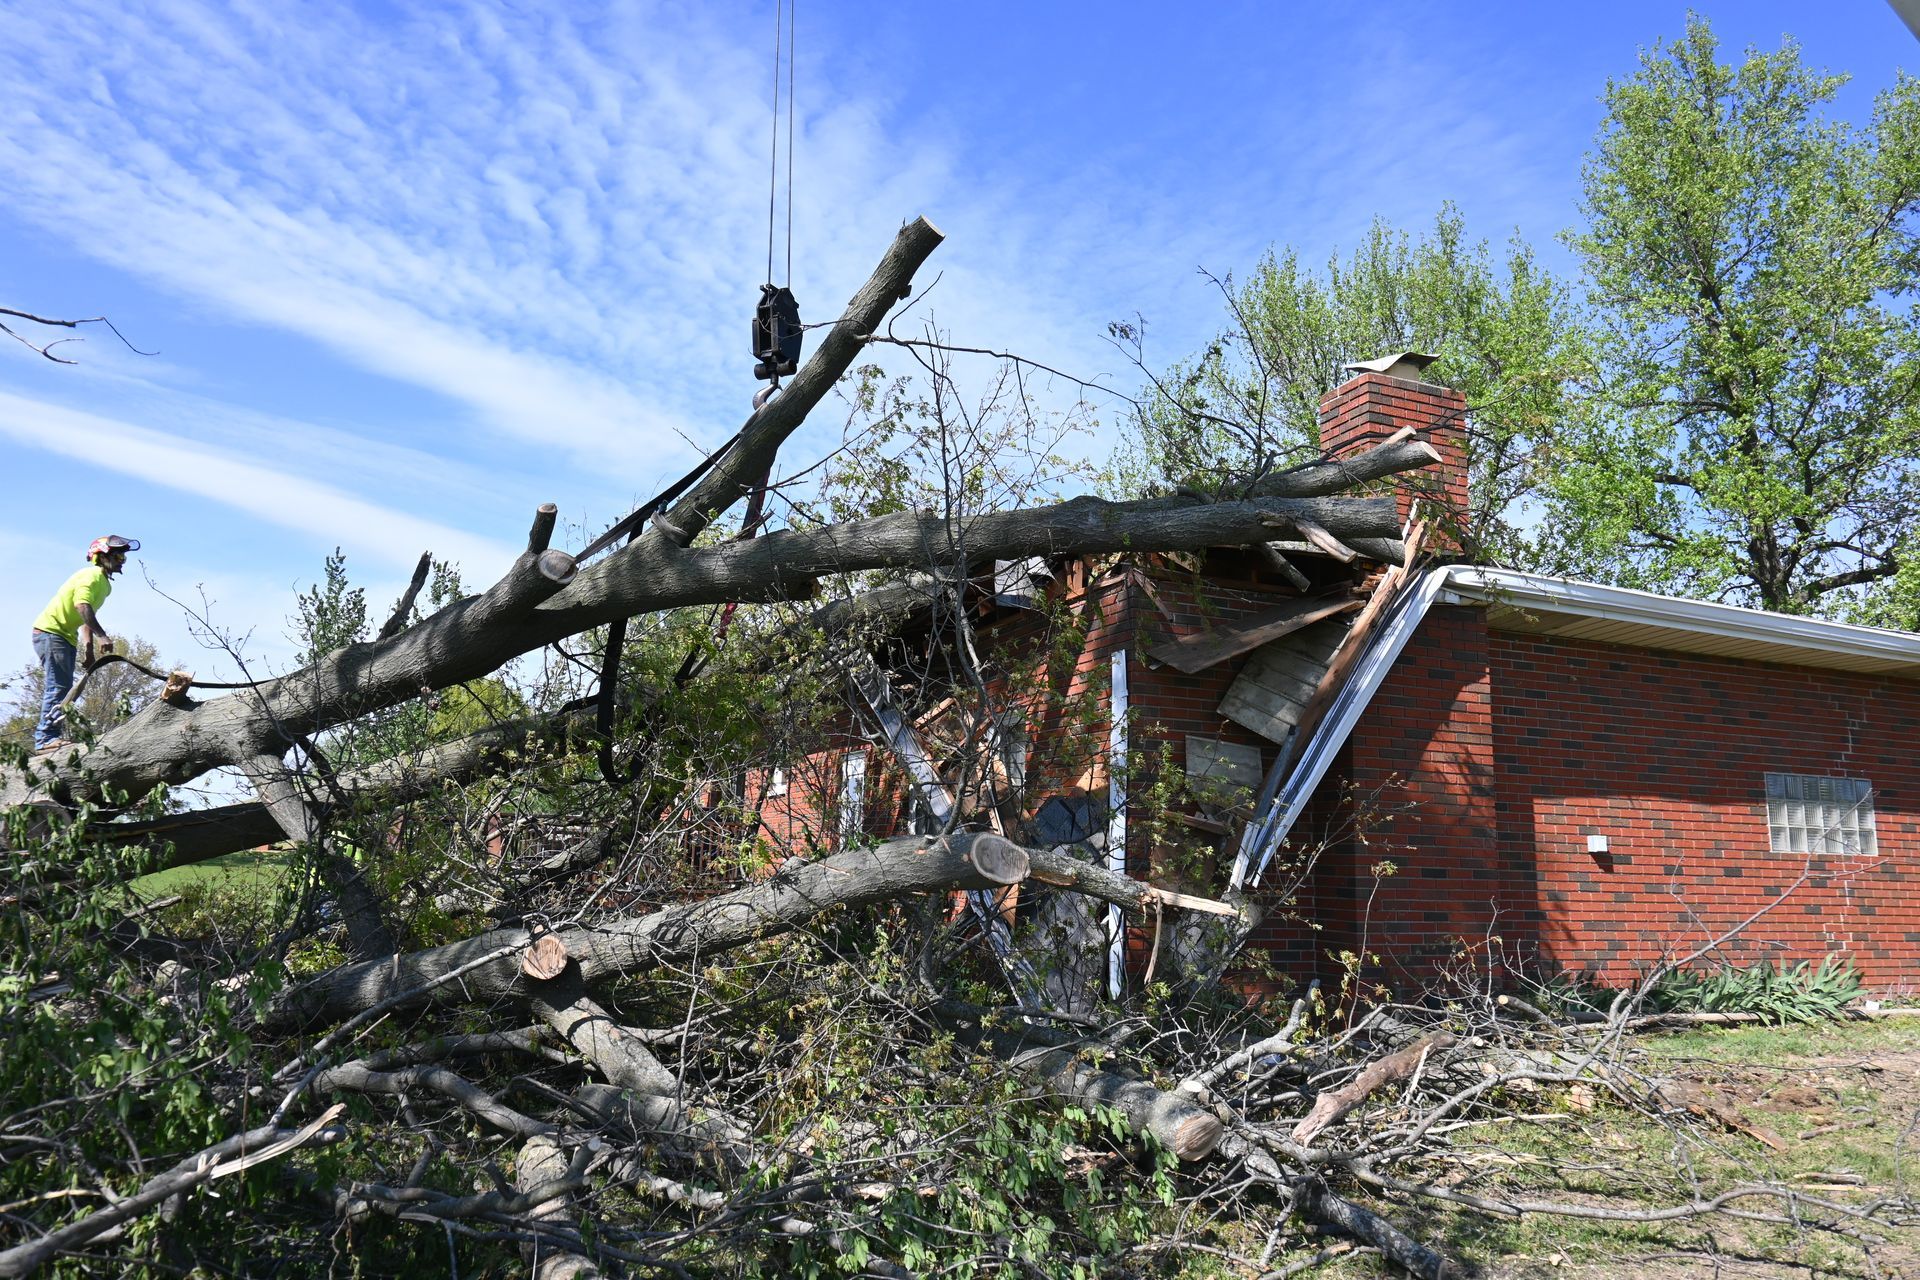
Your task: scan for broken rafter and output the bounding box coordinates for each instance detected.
[841,649,1042,1005]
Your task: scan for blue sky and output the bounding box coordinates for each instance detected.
[0,0,1909,684]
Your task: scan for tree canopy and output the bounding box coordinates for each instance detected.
[1136,19,1920,623]
[1548,16,1920,616]
[1118,206,1585,567]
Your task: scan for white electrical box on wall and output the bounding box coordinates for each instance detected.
[1586,834,1610,854]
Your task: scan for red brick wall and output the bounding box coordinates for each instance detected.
[756,740,872,858]
[1313,611,1920,994]
[1491,632,1920,988]
[1305,606,1510,991]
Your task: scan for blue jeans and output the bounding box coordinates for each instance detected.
[31,630,75,748]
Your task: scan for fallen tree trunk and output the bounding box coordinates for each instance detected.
[6,491,1398,819]
[941,1013,1224,1161]
[269,831,1032,1032]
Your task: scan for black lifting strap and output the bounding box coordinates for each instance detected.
[752,283,802,383]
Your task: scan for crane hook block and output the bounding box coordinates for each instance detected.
[752,283,803,381]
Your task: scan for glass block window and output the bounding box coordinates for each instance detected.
[1764,773,1877,856]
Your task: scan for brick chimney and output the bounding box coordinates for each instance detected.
[1317,352,1467,541]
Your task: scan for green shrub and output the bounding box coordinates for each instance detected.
[1648,955,1861,1024]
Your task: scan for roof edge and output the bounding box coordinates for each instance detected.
[1441,567,1920,671]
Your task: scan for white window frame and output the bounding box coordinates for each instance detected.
[1764,772,1877,857]
[840,750,869,842]
[766,766,788,798]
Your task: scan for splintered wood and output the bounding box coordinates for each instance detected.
[1146,592,1362,675]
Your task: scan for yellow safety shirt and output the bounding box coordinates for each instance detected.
[32,566,111,645]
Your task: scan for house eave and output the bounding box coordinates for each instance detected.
[1438,567,1920,678]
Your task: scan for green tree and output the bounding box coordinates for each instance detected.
[1118,205,1587,566]
[1549,18,1920,616]
[291,547,366,664]
[1,634,171,749]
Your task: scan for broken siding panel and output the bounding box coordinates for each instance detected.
[1219,619,1351,744]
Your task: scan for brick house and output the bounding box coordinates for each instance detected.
[757,357,1920,997]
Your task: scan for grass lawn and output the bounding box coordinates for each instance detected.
[1270,1019,1920,1279]
[130,846,295,902]
[1449,1020,1917,1277]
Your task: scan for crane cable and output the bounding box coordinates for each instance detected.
[752,0,802,400]
[767,0,795,293]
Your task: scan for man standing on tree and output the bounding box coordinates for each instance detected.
[29,534,139,751]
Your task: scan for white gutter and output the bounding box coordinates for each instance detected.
[1232,565,1920,889]
[1442,567,1920,670]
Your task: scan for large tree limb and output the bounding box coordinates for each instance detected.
[662,217,946,547]
[313,1062,554,1138]
[0,221,923,811]
[4,486,1395,815]
[94,707,596,869]
[941,1014,1223,1161]
[269,832,1031,1032]
[526,968,679,1097]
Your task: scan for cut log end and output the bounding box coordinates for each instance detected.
[536,549,578,586]
[1168,1112,1223,1162]
[959,833,1029,885]
[521,933,570,981]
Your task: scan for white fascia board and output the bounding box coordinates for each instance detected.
[1441,567,1920,671]
[1235,566,1459,888]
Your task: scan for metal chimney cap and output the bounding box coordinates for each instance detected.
[1343,351,1441,381]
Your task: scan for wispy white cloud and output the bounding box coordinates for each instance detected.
[0,390,517,575]
[0,0,1656,550]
